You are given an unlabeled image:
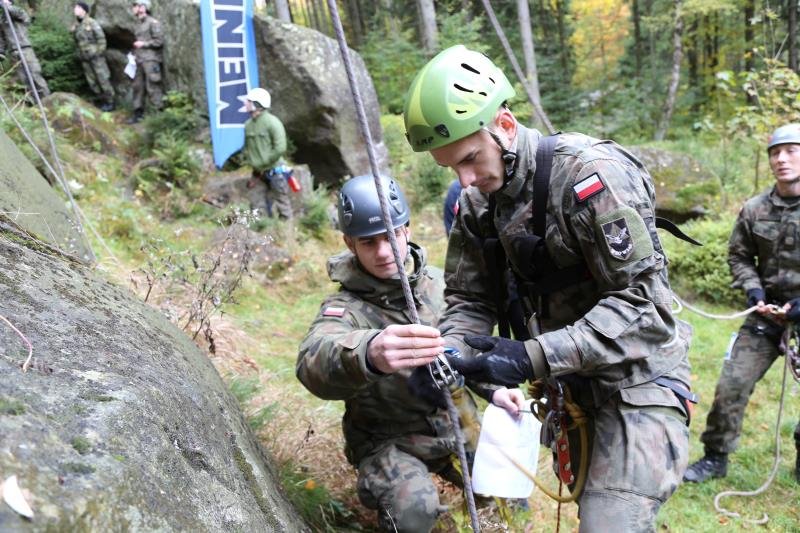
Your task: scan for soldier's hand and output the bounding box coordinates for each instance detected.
[785,298,800,324]
[407,364,447,409]
[448,335,533,387]
[491,387,526,416]
[366,324,444,374]
[746,288,766,310]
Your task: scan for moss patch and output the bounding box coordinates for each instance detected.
[62,462,95,475]
[0,398,26,415]
[71,436,92,455]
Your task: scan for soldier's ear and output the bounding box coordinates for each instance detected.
[343,235,356,254]
[493,107,517,144]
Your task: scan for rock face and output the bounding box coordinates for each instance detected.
[630,146,721,222]
[0,222,306,531]
[44,0,388,183]
[0,128,93,263]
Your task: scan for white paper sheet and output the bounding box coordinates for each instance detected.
[471,397,541,498]
[124,53,137,79]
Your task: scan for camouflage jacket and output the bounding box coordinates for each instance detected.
[441,125,691,408]
[133,14,163,63]
[728,187,800,306]
[297,244,480,464]
[0,4,31,54]
[72,16,106,61]
[243,110,287,174]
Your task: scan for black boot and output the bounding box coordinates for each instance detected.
[683,452,728,483]
[100,100,115,112]
[126,109,144,124]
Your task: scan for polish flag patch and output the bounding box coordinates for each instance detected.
[322,306,346,317]
[573,173,605,202]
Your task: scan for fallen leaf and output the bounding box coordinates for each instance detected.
[2,475,33,519]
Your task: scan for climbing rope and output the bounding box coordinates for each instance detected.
[478,0,555,135]
[323,1,481,531]
[672,293,786,321]
[712,326,797,525]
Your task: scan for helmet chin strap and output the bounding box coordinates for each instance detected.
[483,127,517,180]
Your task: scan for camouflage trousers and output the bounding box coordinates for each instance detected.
[132,60,163,112]
[356,441,459,533]
[701,320,800,454]
[9,46,50,98]
[80,55,114,103]
[567,385,689,532]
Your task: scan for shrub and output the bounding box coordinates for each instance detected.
[138,91,203,153]
[298,184,332,240]
[662,213,740,306]
[28,10,86,94]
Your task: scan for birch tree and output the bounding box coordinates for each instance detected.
[417,0,438,54]
[655,0,684,140]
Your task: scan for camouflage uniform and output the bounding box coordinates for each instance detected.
[297,245,481,532]
[700,188,800,455]
[72,15,114,107]
[442,125,691,531]
[243,110,292,219]
[0,3,50,98]
[131,12,163,113]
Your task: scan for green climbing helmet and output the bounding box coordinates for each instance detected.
[767,124,800,152]
[403,45,516,152]
[338,174,410,237]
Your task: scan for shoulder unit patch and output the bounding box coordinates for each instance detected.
[602,218,633,260]
[573,173,605,202]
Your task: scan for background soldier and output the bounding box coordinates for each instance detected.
[0,0,50,99]
[72,1,114,111]
[402,45,694,532]
[684,124,800,484]
[128,0,162,123]
[297,175,521,532]
[242,87,293,220]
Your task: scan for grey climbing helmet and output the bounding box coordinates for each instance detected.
[767,124,800,151]
[338,174,410,237]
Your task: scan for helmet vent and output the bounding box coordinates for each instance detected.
[455,110,466,114]
[461,63,480,75]
[479,92,487,96]
[454,83,473,93]
[488,77,496,84]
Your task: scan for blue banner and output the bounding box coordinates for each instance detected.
[200,0,259,168]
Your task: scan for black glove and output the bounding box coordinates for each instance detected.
[786,297,800,324]
[448,335,533,387]
[407,365,447,409]
[746,288,766,308]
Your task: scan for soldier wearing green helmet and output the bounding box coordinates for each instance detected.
[684,124,800,485]
[297,174,522,532]
[403,45,694,531]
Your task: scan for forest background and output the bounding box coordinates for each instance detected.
[2,0,800,530]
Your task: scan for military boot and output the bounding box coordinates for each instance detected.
[683,452,728,483]
[126,109,144,124]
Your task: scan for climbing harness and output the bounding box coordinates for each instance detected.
[712,324,798,525]
[323,1,481,530]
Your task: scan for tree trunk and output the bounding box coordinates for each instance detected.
[655,0,683,141]
[517,0,542,108]
[631,0,643,73]
[381,0,399,36]
[274,0,292,22]
[417,0,438,54]
[790,0,798,72]
[555,0,568,71]
[345,0,363,46]
[687,18,699,111]
[744,0,754,72]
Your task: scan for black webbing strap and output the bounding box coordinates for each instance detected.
[482,195,511,339]
[655,217,703,246]
[532,134,560,238]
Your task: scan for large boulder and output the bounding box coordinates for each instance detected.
[0,219,306,531]
[46,0,388,183]
[630,146,721,222]
[0,128,93,262]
